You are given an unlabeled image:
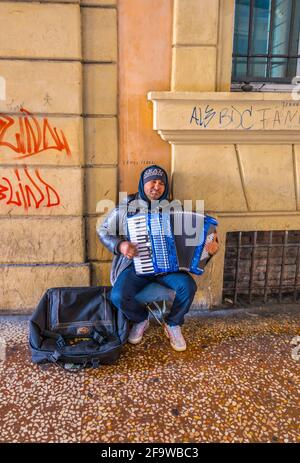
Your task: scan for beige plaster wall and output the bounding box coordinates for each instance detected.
[82,0,118,288]
[2,0,297,311]
[166,0,300,307]
[172,0,234,92]
[0,0,118,311]
[118,0,172,194]
[0,1,87,311]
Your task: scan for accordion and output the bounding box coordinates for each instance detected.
[127,210,218,276]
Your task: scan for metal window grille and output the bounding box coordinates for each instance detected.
[232,0,300,83]
[223,230,300,305]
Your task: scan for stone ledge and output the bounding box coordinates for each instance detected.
[157,130,300,144]
[148,91,300,144]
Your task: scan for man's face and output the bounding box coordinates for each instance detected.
[143,179,165,201]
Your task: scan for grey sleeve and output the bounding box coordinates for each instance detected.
[96,207,127,255]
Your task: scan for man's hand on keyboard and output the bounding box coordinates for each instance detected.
[205,233,219,256]
[119,241,139,259]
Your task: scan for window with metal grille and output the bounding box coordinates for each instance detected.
[232,0,300,83]
[223,230,300,305]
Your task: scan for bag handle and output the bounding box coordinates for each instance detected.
[41,329,66,350]
[41,329,106,372]
[41,328,109,349]
[90,327,108,346]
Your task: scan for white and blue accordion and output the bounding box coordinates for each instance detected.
[127,210,218,276]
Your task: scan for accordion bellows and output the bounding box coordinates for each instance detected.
[127,211,218,276]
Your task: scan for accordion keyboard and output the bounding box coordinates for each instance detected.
[127,214,155,275]
[127,211,218,276]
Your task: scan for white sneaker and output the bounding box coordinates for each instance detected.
[128,319,149,344]
[164,324,186,351]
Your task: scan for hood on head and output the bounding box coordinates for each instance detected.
[138,164,169,203]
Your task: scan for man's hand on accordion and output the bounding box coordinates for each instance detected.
[119,241,139,259]
[205,233,219,256]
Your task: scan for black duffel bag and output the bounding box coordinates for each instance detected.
[29,286,129,371]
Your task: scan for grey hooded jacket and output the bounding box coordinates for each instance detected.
[96,193,182,285]
[96,193,141,285]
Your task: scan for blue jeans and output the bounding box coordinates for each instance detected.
[110,263,197,326]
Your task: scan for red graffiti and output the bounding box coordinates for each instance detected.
[0,167,60,210]
[0,108,71,159]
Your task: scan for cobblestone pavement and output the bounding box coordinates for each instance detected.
[0,306,299,443]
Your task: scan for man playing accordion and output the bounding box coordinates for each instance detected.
[98,165,219,351]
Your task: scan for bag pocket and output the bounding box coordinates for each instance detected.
[48,287,115,337]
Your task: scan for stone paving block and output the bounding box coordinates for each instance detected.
[0,3,81,59]
[172,144,247,212]
[91,261,111,286]
[84,117,117,165]
[81,0,116,4]
[86,216,113,261]
[84,166,117,214]
[0,115,83,166]
[0,61,82,114]
[0,166,83,216]
[172,46,217,91]
[82,7,117,62]
[173,0,219,45]
[0,217,84,263]
[238,145,296,212]
[0,263,90,311]
[83,64,117,115]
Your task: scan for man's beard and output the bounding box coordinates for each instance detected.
[149,190,162,198]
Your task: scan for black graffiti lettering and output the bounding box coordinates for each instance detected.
[199,105,216,127]
[190,103,300,131]
[256,107,271,129]
[273,110,281,128]
[219,107,233,127]
[284,110,297,126]
[231,105,244,129]
[190,106,199,125]
[229,105,251,129]
[190,105,216,128]
[241,106,253,130]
